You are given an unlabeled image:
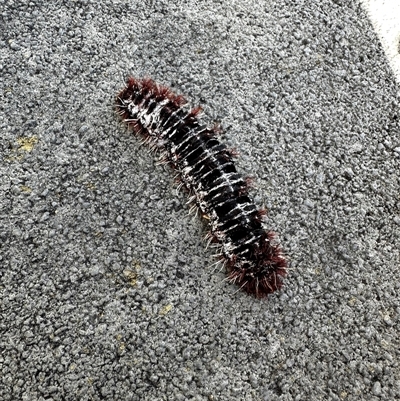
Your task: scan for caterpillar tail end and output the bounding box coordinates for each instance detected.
[226,232,287,298]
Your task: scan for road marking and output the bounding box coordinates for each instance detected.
[360,0,400,85]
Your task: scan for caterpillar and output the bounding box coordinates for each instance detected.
[115,77,287,298]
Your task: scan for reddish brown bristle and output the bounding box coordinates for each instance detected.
[245,176,255,189]
[227,147,239,158]
[255,208,268,220]
[189,106,203,117]
[173,94,187,107]
[126,76,138,88]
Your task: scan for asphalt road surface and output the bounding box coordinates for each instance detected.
[1,1,399,400]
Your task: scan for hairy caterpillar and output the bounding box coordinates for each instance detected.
[115,77,287,298]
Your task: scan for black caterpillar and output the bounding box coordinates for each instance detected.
[116,77,287,298]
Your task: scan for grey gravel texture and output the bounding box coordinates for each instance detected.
[1,0,400,400]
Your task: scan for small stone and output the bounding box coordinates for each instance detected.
[372,381,381,396]
[350,142,363,153]
[9,40,19,50]
[343,168,354,180]
[40,212,50,222]
[304,199,314,208]
[79,125,89,133]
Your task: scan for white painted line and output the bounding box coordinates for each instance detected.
[360,0,400,85]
